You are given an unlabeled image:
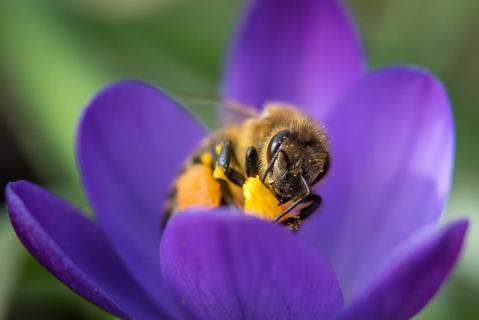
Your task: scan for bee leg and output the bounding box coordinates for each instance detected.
[273,173,314,222]
[280,194,322,229]
[297,194,322,220]
[217,140,246,187]
[272,193,308,222]
[245,146,259,177]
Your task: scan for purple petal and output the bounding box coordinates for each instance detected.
[301,67,455,301]
[222,0,365,119]
[160,209,343,320]
[6,181,167,320]
[77,80,205,310]
[338,220,468,320]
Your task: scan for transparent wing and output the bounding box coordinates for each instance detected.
[174,91,259,127]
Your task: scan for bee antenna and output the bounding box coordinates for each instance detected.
[261,150,280,182]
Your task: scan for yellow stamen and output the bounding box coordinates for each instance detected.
[242,176,287,220]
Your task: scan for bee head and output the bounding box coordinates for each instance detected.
[266,129,329,202]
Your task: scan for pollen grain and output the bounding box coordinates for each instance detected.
[176,164,221,210]
[242,176,289,221]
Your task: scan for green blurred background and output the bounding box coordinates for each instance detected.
[0,0,477,319]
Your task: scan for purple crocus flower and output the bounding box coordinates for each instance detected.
[6,0,468,319]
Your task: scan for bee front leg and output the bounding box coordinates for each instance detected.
[281,194,322,230]
[245,146,259,177]
[297,194,322,220]
[217,140,246,187]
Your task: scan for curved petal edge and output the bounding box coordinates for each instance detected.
[6,181,166,320]
[77,80,205,311]
[160,210,343,320]
[222,0,365,121]
[338,220,468,320]
[302,66,455,300]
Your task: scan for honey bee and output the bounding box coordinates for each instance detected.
[163,101,330,231]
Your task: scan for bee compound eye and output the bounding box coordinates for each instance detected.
[267,130,292,162]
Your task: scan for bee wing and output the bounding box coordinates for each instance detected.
[174,91,259,126]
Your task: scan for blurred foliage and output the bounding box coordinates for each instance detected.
[0,0,477,319]
[9,255,113,320]
[0,0,239,195]
[0,211,24,319]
